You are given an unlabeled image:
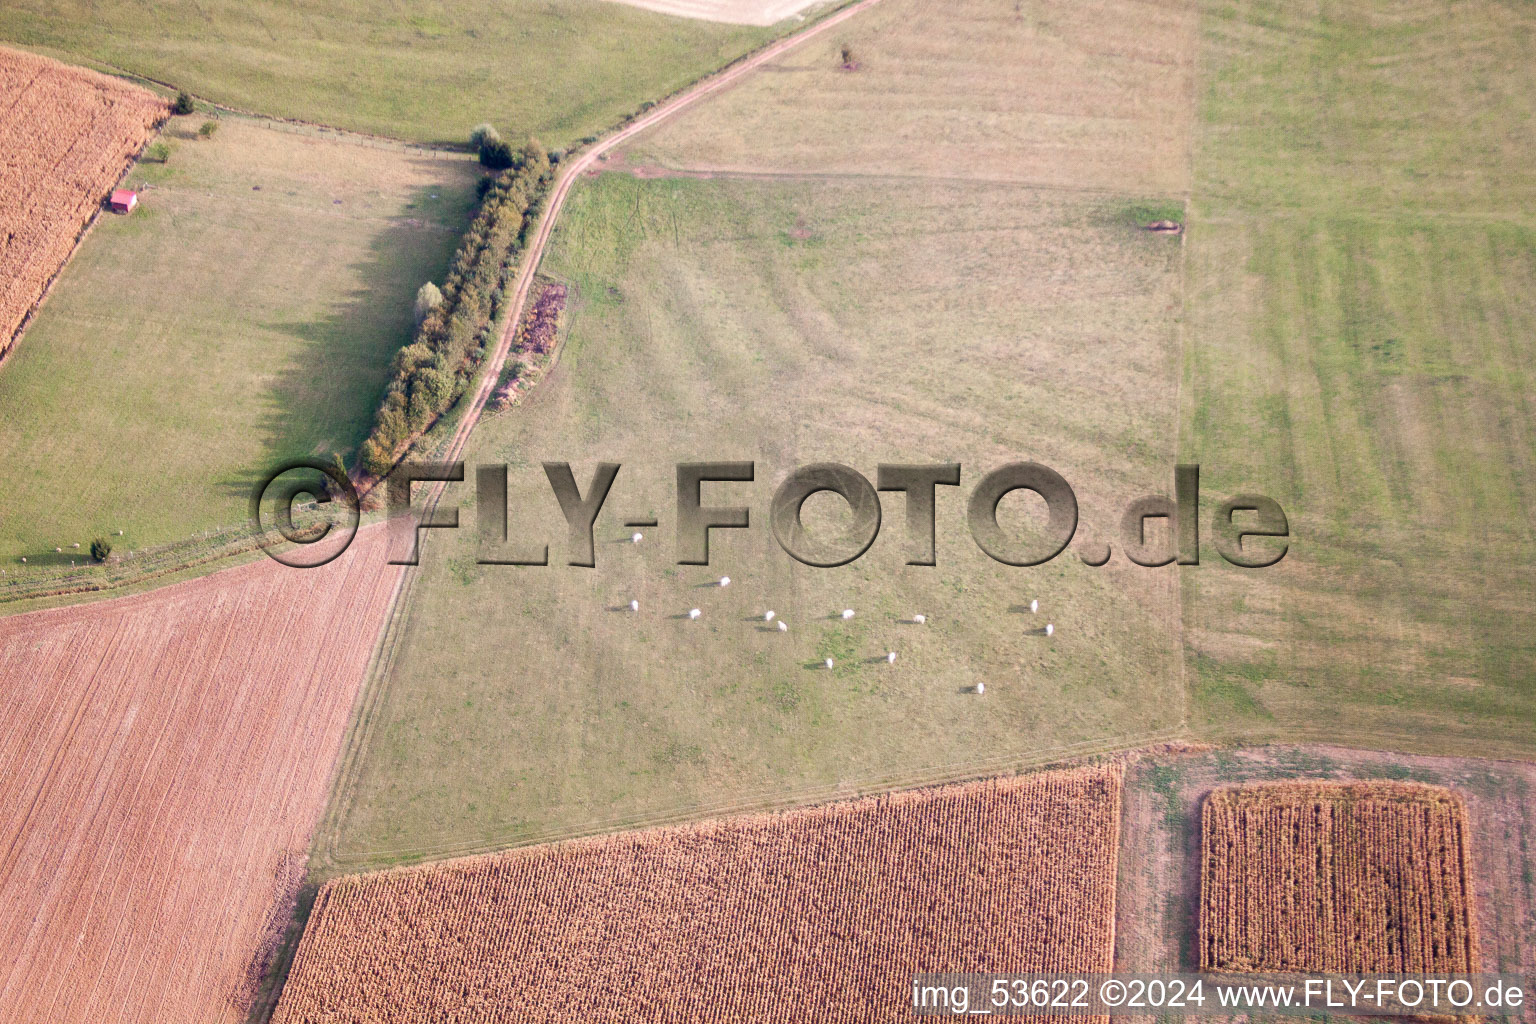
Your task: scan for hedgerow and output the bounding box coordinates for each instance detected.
[359,140,551,477]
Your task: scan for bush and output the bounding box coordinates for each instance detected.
[839,43,858,67]
[413,281,444,325]
[198,120,218,139]
[326,453,351,499]
[479,138,514,170]
[173,90,195,115]
[359,437,392,478]
[90,537,112,562]
[469,123,500,151]
[145,141,170,163]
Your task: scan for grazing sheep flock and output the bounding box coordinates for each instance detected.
[614,578,1053,693]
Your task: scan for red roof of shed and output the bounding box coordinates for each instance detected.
[110,189,136,205]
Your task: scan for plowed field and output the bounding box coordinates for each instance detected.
[0,526,398,1024]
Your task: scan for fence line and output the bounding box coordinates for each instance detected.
[0,505,344,606]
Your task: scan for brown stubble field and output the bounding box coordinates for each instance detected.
[0,46,166,359]
[1114,746,1536,1023]
[275,765,1122,1023]
[0,526,399,1024]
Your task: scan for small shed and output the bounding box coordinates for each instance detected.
[109,189,138,214]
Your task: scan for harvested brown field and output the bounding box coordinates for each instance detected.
[0,525,399,1024]
[1200,781,1479,974]
[275,764,1122,1023]
[0,47,168,359]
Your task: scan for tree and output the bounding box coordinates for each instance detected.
[173,90,196,115]
[90,537,112,562]
[414,281,444,325]
[839,43,858,67]
[198,120,218,139]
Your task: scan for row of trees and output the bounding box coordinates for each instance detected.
[358,137,552,477]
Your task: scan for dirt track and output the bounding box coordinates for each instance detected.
[0,527,399,1024]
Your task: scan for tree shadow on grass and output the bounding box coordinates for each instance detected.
[214,166,479,506]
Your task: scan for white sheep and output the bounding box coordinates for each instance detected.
[841,608,855,620]
[913,613,926,624]
[824,657,834,669]
[72,542,80,549]
[886,651,896,664]
[1030,599,1038,614]
[977,682,986,695]
[632,532,643,543]
[1045,623,1054,637]
[764,610,775,622]
[777,621,788,632]
[688,608,701,620]
[719,576,730,587]
[20,557,26,563]
[629,599,639,612]
[55,547,61,553]
[118,530,124,536]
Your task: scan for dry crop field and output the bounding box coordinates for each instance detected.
[1199,780,1478,974]
[0,46,166,358]
[275,765,1122,1023]
[0,526,399,1024]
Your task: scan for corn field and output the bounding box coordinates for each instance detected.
[273,764,1124,1023]
[0,47,167,358]
[1200,781,1478,974]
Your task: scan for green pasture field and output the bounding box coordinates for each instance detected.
[0,0,775,146]
[1180,0,1536,754]
[624,0,1196,193]
[322,173,1192,868]
[0,117,478,564]
[316,0,1536,871]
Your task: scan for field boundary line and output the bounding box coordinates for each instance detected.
[324,729,1188,872]
[1173,0,1200,738]
[604,165,1191,198]
[314,0,890,872]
